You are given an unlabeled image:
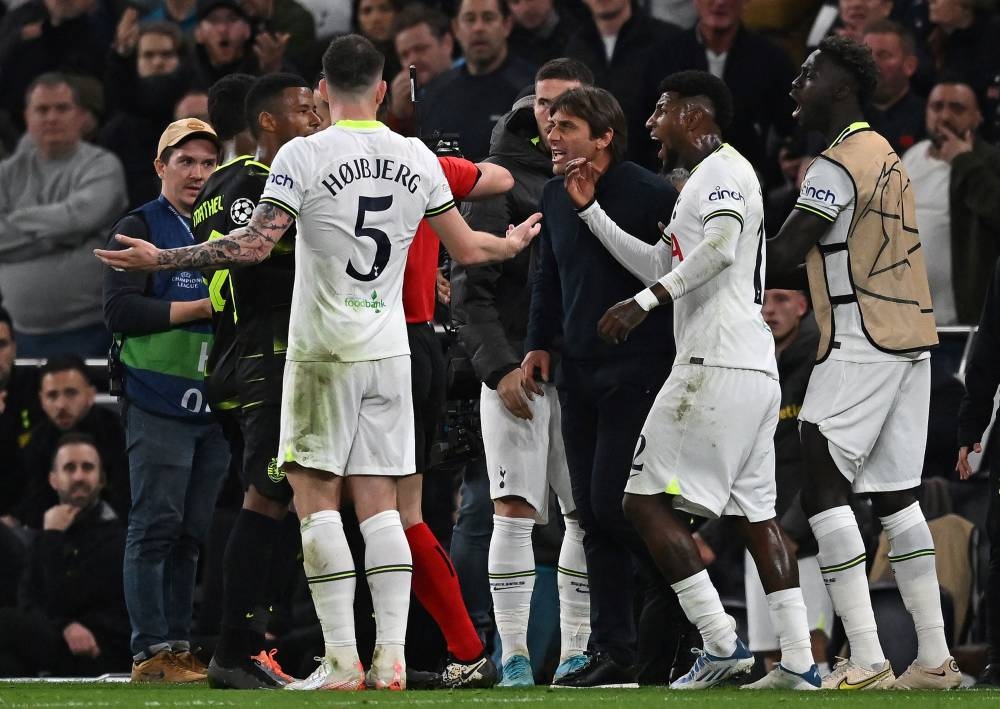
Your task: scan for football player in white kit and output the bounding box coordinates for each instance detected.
[95,34,542,692]
[562,70,819,690]
[768,36,959,690]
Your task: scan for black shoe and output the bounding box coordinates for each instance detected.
[207,655,286,689]
[976,664,1000,688]
[407,666,443,690]
[550,652,638,688]
[441,653,499,688]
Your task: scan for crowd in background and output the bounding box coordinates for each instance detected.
[1,0,1000,686]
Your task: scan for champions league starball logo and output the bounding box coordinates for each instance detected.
[230,197,255,226]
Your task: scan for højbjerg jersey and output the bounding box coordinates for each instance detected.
[666,143,776,377]
[259,120,454,362]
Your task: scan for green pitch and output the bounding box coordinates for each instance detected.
[2,684,1000,708]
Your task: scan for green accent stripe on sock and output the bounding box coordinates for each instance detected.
[307,570,356,584]
[820,553,867,574]
[488,570,536,580]
[556,566,588,579]
[888,548,936,563]
[366,564,413,576]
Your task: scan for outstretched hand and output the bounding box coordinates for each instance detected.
[597,298,648,344]
[504,212,543,258]
[94,234,162,272]
[564,157,600,209]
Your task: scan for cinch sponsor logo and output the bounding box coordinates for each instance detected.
[269,173,294,188]
[802,185,836,204]
[192,195,224,227]
[344,290,386,313]
[708,185,744,202]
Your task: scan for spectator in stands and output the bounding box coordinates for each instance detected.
[241,0,316,73]
[103,118,230,684]
[662,0,796,188]
[926,0,1000,115]
[0,434,131,678]
[387,3,455,136]
[564,0,677,169]
[190,0,290,89]
[902,77,1000,325]
[957,257,1000,687]
[0,308,42,526]
[806,0,892,48]
[142,0,199,37]
[354,0,402,80]
[863,19,924,155]
[507,0,577,68]
[207,73,256,160]
[640,0,696,28]
[0,0,109,136]
[0,74,126,358]
[102,20,194,209]
[10,355,129,530]
[174,89,211,121]
[420,0,536,161]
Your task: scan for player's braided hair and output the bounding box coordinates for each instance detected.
[817,35,879,105]
[657,70,734,131]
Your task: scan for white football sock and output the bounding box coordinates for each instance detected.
[557,516,590,661]
[360,509,412,657]
[671,569,737,657]
[881,502,950,667]
[300,510,360,662]
[810,506,886,669]
[489,515,535,663]
[766,588,814,674]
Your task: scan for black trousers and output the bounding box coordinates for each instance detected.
[0,608,129,677]
[987,451,1000,664]
[558,355,671,665]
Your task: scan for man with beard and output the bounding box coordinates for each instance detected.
[768,36,958,689]
[0,434,131,677]
[191,73,321,690]
[521,86,676,687]
[563,70,818,690]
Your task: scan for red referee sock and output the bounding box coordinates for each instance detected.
[405,522,484,662]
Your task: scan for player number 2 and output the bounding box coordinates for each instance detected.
[347,195,393,282]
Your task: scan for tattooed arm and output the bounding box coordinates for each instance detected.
[94,203,294,272]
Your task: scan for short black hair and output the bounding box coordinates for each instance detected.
[322,34,384,95]
[51,432,103,474]
[658,70,734,131]
[549,86,628,164]
[818,35,879,105]
[0,306,11,333]
[25,72,80,106]
[245,73,311,138]
[39,354,92,385]
[392,2,450,39]
[208,73,256,141]
[535,58,594,87]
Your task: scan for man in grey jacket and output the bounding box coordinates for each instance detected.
[0,73,127,357]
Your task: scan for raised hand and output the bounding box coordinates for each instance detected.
[564,157,600,209]
[504,212,543,257]
[94,235,162,272]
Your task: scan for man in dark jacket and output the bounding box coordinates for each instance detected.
[11,355,129,530]
[563,0,677,170]
[957,259,1000,687]
[452,58,594,687]
[0,306,41,525]
[523,86,676,687]
[0,433,130,677]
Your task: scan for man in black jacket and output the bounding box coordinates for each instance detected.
[564,0,678,170]
[0,307,41,527]
[957,259,1000,687]
[452,57,594,687]
[522,86,676,687]
[0,433,130,677]
[10,355,129,530]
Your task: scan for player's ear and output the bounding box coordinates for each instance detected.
[375,80,388,106]
[258,110,276,134]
